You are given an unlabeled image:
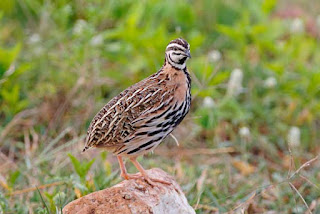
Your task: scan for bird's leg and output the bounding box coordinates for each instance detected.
[117,156,139,180]
[129,157,171,186]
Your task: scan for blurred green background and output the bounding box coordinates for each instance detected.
[1,0,320,213]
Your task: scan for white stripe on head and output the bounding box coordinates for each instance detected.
[166,43,186,51]
[167,55,185,69]
[178,38,186,46]
[166,52,187,70]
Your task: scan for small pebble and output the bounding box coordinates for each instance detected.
[123,193,132,200]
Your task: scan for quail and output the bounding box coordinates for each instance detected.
[83,38,191,185]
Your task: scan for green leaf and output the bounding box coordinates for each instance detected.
[8,170,21,187]
[0,43,21,70]
[68,153,95,179]
[209,71,230,85]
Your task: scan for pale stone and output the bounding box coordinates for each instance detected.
[63,168,195,214]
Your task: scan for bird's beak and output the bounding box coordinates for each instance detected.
[186,50,191,58]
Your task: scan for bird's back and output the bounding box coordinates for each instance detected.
[84,64,191,156]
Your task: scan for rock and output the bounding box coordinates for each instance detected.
[63,168,195,214]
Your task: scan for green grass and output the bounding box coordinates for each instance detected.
[1,0,320,213]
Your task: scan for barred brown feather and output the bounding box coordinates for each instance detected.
[84,38,191,158]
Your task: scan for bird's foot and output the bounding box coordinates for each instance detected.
[140,174,174,190]
[120,172,141,180]
[144,176,171,186]
[121,172,170,185]
[144,176,180,193]
[121,172,179,192]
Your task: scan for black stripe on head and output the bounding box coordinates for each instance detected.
[168,38,189,49]
[178,57,187,64]
[166,46,185,52]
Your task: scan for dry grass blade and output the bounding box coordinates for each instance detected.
[156,147,235,156]
[24,129,31,157]
[287,143,295,179]
[228,155,319,214]
[299,174,320,191]
[196,168,208,192]
[289,155,319,180]
[289,182,312,214]
[0,174,9,190]
[0,109,37,142]
[195,204,219,212]
[231,191,256,212]
[36,134,85,164]
[169,133,180,146]
[40,127,72,157]
[0,151,18,172]
[44,76,86,140]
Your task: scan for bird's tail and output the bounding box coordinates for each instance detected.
[82,134,90,152]
[82,146,89,152]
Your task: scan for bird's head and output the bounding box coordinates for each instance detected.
[165,38,191,70]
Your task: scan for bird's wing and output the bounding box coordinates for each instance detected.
[84,71,176,151]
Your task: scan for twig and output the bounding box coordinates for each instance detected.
[289,156,319,180]
[6,181,65,196]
